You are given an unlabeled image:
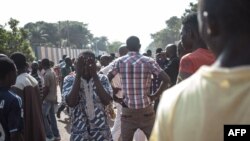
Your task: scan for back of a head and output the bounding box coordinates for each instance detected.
[119,45,128,56]
[147,50,152,56]
[10,52,27,70]
[79,51,95,59]
[126,36,141,52]
[41,58,51,68]
[0,57,16,80]
[65,57,72,65]
[156,48,163,54]
[166,44,177,56]
[182,13,199,34]
[200,0,250,34]
[31,61,39,70]
[183,12,207,49]
[62,55,67,60]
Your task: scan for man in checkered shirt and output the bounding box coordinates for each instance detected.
[108,36,170,141]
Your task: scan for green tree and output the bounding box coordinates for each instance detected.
[149,1,198,50]
[59,21,93,48]
[151,16,181,49]
[0,18,35,61]
[108,41,123,53]
[26,25,48,46]
[39,22,60,46]
[24,21,93,49]
[91,36,109,51]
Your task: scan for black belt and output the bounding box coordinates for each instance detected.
[113,95,128,108]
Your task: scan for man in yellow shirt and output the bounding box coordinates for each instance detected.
[151,0,250,141]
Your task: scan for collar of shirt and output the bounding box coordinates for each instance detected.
[44,68,51,73]
[128,51,140,56]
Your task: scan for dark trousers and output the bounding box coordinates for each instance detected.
[154,98,160,112]
[121,106,155,141]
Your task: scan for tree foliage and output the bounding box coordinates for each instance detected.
[182,2,198,18]
[91,36,109,51]
[24,21,93,49]
[107,41,123,54]
[59,21,93,48]
[148,2,198,50]
[0,18,35,61]
[150,16,181,49]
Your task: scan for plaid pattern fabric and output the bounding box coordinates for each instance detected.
[110,52,163,109]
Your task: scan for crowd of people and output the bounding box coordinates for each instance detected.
[1,0,250,141]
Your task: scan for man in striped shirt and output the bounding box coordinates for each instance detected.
[108,36,170,141]
[31,61,43,102]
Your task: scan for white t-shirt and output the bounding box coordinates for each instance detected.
[14,73,38,90]
[151,66,250,141]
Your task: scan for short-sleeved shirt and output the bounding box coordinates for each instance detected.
[44,69,57,103]
[179,48,215,75]
[110,51,163,109]
[63,74,113,141]
[0,87,22,141]
[151,66,250,141]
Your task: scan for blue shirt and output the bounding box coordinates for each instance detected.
[0,87,22,141]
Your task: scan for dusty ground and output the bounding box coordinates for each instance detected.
[56,86,70,141]
[56,110,70,141]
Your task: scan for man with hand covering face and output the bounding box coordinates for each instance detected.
[63,51,113,141]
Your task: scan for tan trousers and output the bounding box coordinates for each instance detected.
[121,106,155,141]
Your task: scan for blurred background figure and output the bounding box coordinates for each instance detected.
[164,44,179,86]
[31,61,44,102]
[100,55,111,68]
[41,58,60,141]
[146,49,152,57]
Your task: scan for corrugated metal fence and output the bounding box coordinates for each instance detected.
[35,46,92,64]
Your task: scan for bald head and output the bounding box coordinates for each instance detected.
[165,44,177,58]
[118,46,128,57]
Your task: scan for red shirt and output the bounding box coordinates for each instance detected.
[179,48,215,74]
